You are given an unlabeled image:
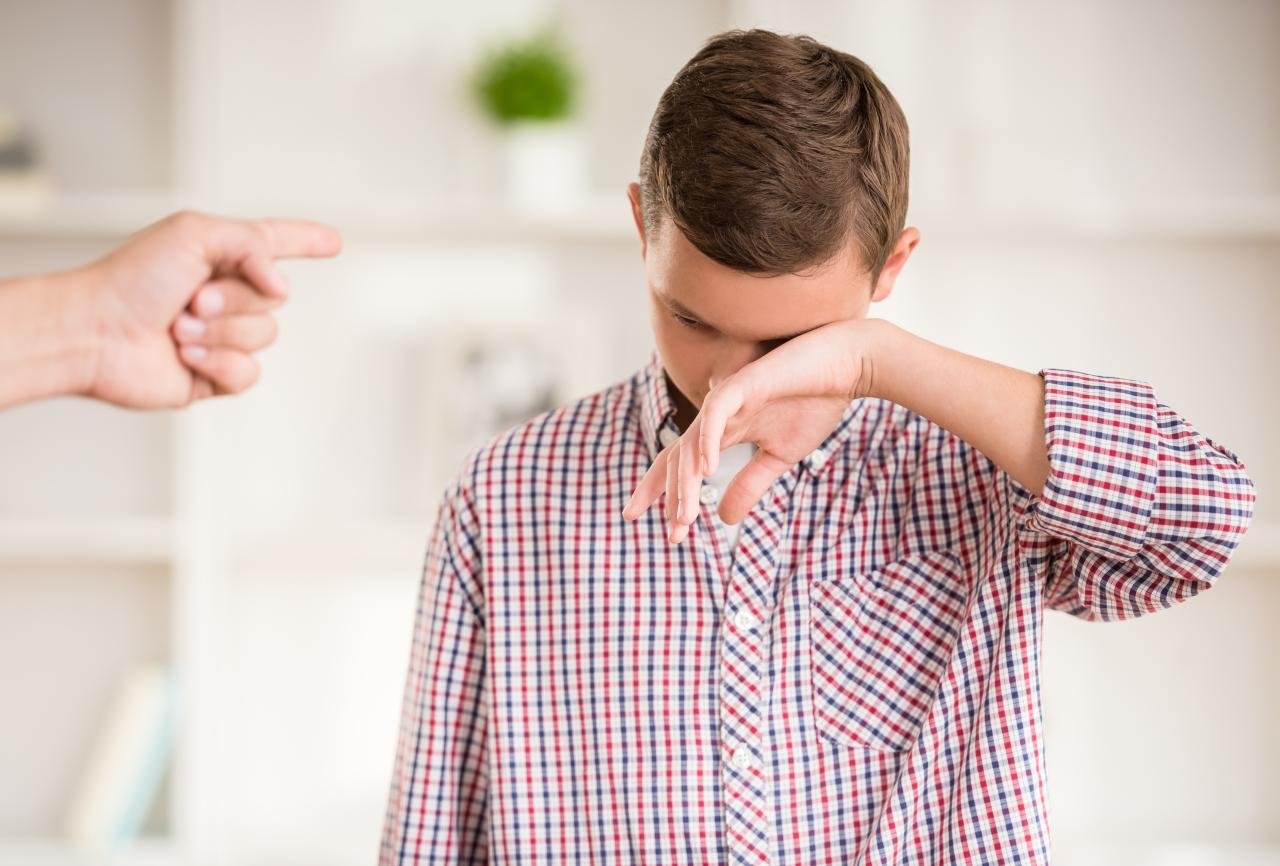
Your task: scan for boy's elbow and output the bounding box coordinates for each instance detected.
[1216,458,1257,549]
[1185,459,1257,588]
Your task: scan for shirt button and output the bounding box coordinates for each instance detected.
[699,484,719,505]
[730,746,755,771]
[658,428,679,447]
[807,447,827,470]
[733,609,760,631]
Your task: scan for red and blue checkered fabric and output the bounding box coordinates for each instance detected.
[381,351,1255,865]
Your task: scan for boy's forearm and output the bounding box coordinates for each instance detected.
[867,320,1050,497]
[0,269,96,410]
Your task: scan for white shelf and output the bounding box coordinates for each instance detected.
[0,838,187,866]
[4,191,1280,246]
[0,518,174,565]
[0,516,1271,577]
[0,192,179,241]
[0,191,638,245]
[1052,841,1280,866]
[227,520,428,576]
[911,197,1280,241]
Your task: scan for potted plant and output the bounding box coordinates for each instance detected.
[472,27,586,214]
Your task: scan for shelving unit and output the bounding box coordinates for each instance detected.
[3,517,1277,575]
[0,191,638,245]
[5,190,1280,245]
[0,518,173,565]
[0,838,188,866]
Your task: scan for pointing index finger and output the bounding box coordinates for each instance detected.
[256,218,344,259]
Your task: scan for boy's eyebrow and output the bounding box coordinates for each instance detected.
[656,289,812,344]
[659,292,712,325]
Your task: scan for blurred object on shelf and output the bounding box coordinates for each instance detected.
[0,107,55,207]
[64,664,176,854]
[409,310,607,513]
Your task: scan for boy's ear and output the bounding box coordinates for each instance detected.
[626,182,647,258]
[871,226,920,303]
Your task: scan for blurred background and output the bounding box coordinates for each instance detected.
[0,1,1276,864]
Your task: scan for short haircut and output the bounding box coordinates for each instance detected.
[639,29,911,286]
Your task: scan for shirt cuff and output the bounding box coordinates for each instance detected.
[1022,368,1160,561]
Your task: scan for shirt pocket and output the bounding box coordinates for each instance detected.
[808,549,971,752]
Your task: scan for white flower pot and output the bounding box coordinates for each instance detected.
[499,120,588,215]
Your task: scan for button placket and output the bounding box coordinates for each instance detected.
[717,485,791,866]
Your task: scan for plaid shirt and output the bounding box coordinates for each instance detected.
[380,350,1255,865]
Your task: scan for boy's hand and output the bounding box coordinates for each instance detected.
[624,315,1054,545]
[624,317,896,543]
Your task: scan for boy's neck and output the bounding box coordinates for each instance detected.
[664,372,700,433]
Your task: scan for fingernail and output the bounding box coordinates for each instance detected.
[182,344,208,361]
[176,314,206,340]
[275,268,291,297]
[198,288,225,316]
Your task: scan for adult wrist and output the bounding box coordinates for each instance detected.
[47,264,102,400]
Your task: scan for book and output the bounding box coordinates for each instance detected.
[64,663,177,851]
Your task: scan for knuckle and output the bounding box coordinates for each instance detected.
[249,219,273,250]
[167,209,204,233]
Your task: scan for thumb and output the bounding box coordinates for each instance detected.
[201,214,343,300]
[718,450,790,524]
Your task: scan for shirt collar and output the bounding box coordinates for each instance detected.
[638,350,680,461]
[637,349,866,477]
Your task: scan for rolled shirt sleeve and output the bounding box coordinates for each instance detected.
[1020,368,1256,621]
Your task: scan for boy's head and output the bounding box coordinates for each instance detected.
[626,29,917,423]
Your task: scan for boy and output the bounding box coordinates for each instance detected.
[380,30,1255,865]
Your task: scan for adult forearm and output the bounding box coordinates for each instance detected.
[868,320,1050,496]
[0,267,96,410]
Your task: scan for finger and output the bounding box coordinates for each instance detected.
[699,382,746,477]
[665,441,681,543]
[673,432,704,544]
[189,375,215,402]
[190,278,284,318]
[203,215,342,300]
[718,451,791,525]
[176,346,261,396]
[623,448,668,520]
[192,215,286,299]
[174,313,278,353]
[238,247,291,300]
[256,218,344,259]
[677,420,703,528]
[236,218,343,299]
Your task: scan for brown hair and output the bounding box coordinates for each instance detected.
[639,29,910,285]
